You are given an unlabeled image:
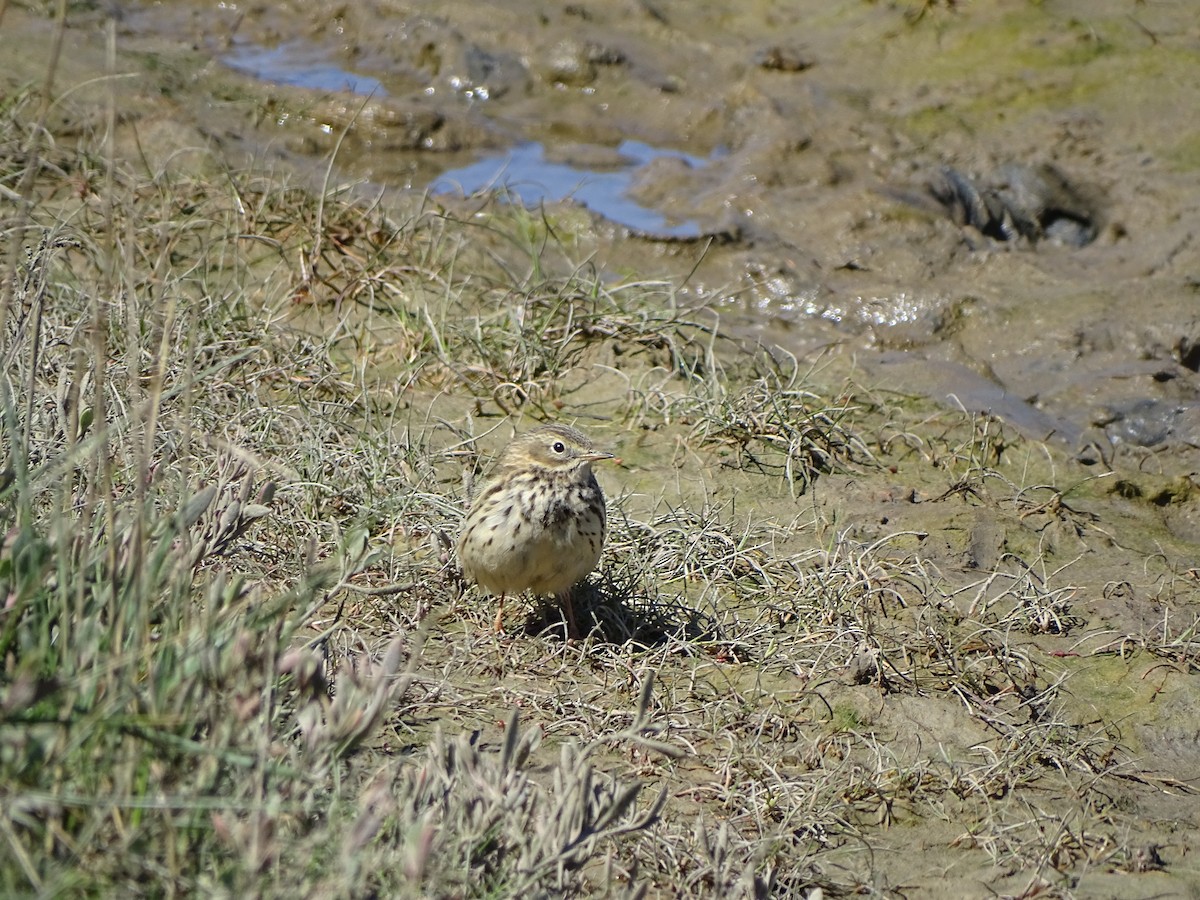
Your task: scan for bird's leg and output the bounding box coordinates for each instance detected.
[493,594,506,633]
[558,589,580,641]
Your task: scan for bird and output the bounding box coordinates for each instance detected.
[457,424,613,639]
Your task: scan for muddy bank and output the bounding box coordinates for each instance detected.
[81,0,1200,466]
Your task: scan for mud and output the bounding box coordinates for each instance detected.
[11,3,1167,458]
[99,0,1200,464]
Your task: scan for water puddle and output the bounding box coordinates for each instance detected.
[220,40,711,238]
[429,141,711,239]
[223,41,387,97]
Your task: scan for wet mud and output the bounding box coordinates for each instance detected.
[92,0,1200,465]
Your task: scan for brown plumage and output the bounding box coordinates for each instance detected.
[457,424,612,639]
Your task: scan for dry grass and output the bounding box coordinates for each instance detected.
[2,21,1198,900]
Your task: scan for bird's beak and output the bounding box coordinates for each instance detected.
[584,450,615,462]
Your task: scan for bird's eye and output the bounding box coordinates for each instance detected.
[552,441,566,454]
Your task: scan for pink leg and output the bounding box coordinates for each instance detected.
[559,589,580,640]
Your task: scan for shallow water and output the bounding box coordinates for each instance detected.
[223,40,388,97]
[220,39,712,237]
[429,140,711,238]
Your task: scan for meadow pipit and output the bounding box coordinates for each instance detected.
[458,424,613,639]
